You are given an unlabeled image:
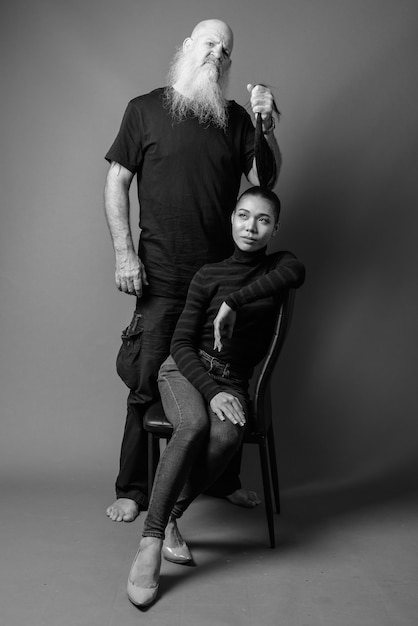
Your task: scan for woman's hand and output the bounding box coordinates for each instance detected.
[210,392,246,426]
[213,302,236,352]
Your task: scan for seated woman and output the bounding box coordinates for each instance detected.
[127,186,305,607]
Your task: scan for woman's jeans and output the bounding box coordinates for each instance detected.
[142,352,249,539]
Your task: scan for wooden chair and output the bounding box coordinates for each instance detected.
[143,289,296,548]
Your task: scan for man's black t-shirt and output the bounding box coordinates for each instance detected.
[105,88,255,298]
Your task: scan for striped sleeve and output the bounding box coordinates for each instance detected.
[224,252,305,311]
[170,268,223,402]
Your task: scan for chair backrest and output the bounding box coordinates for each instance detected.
[251,289,296,434]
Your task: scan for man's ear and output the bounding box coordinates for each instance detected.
[183,37,192,52]
[272,221,280,236]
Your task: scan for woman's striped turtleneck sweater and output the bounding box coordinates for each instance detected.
[170,245,305,402]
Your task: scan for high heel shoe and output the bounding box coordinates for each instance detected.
[162,538,193,564]
[127,578,159,607]
[126,543,160,607]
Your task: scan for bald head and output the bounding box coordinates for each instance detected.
[190,19,234,52]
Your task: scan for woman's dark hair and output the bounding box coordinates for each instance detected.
[237,186,281,223]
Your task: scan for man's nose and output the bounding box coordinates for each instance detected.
[211,44,223,59]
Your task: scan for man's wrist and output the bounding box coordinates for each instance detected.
[115,247,137,262]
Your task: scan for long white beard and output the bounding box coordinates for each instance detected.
[164,48,230,130]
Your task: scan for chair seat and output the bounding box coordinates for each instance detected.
[144,400,173,434]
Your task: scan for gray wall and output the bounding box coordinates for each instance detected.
[1,0,417,494]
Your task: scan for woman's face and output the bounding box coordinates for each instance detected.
[231,195,278,252]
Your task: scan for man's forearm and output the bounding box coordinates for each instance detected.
[104,163,147,296]
[104,166,136,258]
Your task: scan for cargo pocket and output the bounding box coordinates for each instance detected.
[116,311,144,390]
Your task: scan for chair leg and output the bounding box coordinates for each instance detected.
[258,437,275,548]
[267,425,280,514]
[147,432,154,500]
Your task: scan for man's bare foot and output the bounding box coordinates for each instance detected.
[129,536,162,589]
[226,488,261,508]
[106,498,139,522]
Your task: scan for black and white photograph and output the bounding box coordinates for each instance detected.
[1,1,417,624]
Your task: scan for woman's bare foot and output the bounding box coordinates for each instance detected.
[162,518,193,564]
[165,517,186,548]
[226,488,261,508]
[106,498,139,522]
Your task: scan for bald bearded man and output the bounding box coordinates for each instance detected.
[104,18,281,527]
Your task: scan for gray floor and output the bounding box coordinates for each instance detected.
[1,473,417,626]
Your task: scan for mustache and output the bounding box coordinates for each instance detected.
[205,57,221,68]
